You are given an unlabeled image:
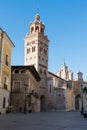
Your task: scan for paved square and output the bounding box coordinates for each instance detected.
[0,111,87,130]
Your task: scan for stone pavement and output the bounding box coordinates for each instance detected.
[0,111,87,130]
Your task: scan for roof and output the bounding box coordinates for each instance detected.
[11,65,41,81]
[77,71,83,74]
[48,71,66,81]
[0,27,15,47]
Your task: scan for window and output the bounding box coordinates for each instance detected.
[4,76,8,89]
[21,70,26,73]
[32,46,36,52]
[27,48,30,54]
[58,94,61,96]
[39,56,40,59]
[42,58,44,64]
[33,46,36,52]
[5,54,8,66]
[27,49,28,54]
[46,59,48,63]
[36,26,39,32]
[13,82,20,92]
[44,49,47,55]
[30,57,32,60]
[3,97,6,108]
[39,69,42,74]
[27,43,29,46]
[31,27,34,33]
[15,70,19,74]
[39,47,43,53]
[32,47,33,52]
[49,85,51,93]
[44,70,46,75]
[41,28,44,33]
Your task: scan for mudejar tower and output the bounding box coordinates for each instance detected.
[24,13,49,111]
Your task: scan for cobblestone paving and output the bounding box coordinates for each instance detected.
[0,111,87,130]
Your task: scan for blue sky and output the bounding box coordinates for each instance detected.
[0,0,87,80]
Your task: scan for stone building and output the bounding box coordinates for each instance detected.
[11,66,41,112]
[73,81,81,110]
[56,62,75,111]
[73,72,87,112]
[23,13,74,112]
[47,72,66,110]
[11,13,76,112]
[82,82,87,112]
[47,72,74,111]
[24,13,49,111]
[73,71,83,110]
[66,80,75,111]
[0,28,14,114]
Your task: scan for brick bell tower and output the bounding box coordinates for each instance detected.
[24,13,49,111]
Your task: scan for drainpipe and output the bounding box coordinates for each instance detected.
[0,30,3,87]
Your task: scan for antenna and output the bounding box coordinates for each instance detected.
[37,8,39,14]
[35,0,39,14]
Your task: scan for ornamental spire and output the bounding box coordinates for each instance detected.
[63,58,66,67]
[34,9,40,23]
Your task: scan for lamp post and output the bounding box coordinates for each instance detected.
[24,84,28,114]
[54,89,57,111]
[81,84,84,115]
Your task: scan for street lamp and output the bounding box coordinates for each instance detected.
[24,84,28,114]
[54,89,57,111]
[81,84,84,115]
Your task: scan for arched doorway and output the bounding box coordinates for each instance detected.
[75,96,79,110]
[40,95,45,112]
